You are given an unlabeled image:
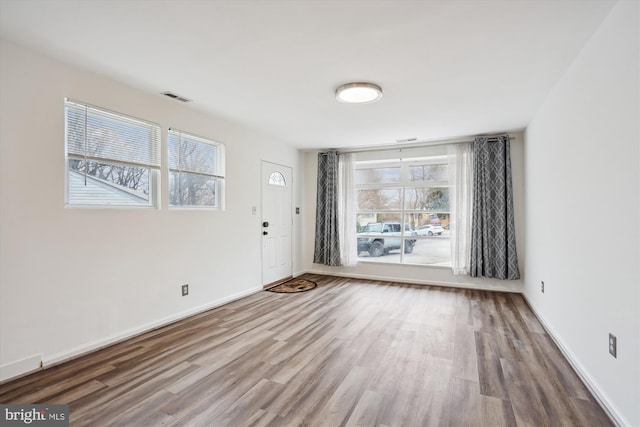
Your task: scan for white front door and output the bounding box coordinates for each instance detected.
[261,161,292,287]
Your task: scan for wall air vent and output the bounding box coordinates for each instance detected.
[161,92,192,103]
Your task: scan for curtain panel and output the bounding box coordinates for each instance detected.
[470,136,520,279]
[338,153,357,267]
[313,151,342,266]
[448,142,473,275]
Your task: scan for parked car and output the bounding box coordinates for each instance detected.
[357,222,417,257]
[417,224,444,236]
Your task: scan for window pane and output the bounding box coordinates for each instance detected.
[403,213,450,265]
[357,188,401,211]
[355,167,400,184]
[404,187,449,211]
[409,164,448,182]
[356,214,405,260]
[402,235,451,266]
[269,172,286,186]
[168,129,225,208]
[168,131,218,175]
[66,101,160,167]
[169,171,217,207]
[356,213,402,232]
[407,212,450,232]
[67,159,150,206]
[66,106,86,156]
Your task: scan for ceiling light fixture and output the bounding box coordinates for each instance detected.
[335,82,382,104]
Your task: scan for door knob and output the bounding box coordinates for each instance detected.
[262,221,269,227]
[263,231,268,235]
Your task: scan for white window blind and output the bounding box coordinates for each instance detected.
[168,129,225,208]
[65,99,160,207]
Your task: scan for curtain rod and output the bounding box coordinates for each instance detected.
[332,134,515,155]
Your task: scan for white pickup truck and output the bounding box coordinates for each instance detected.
[357,222,417,257]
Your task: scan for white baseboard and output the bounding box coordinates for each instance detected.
[302,268,521,293]
[0,353,42,383]
[1,286,263,383]
[522,295,629,427]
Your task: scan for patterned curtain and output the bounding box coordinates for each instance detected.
[314,151,342,266]
[470,136,520,279]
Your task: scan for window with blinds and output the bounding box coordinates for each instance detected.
[168,129,225,208]
[65,99,161,207]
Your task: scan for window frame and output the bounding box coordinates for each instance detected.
[354,152,451,267]
[167,128,225,210]
[64,98,161,209]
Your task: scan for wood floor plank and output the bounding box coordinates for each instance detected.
[441,377,482,427]
[268,334,341,385]
[510,294,546,334]
[570,396,616,427]
[260,338,344,419]
[0,274,614,427]
[100,389,177,427]
[271,344,364,425]
[377,355,452,426]
[315,365,370,426]
[344,389,384,427]
[47,380,107,405]
[207,379,284,427]
[9,363,115,404]
[451,322,479,382]
[479,395,518,427]
[476,354,509,400]
[529,333,592,401]
[501,358,553,427]
[70,361,199,424]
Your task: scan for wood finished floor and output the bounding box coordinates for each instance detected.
[0,274,612,427]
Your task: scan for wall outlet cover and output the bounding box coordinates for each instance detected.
[609,333,617,358]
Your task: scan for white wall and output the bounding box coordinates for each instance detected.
[524,2,639,426]
[301,133,526,293]
[0,40,302,380]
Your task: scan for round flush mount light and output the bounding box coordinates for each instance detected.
[335,82,383,104]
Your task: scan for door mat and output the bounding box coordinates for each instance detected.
[266,278,317,293]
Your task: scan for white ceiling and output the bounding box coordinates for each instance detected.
[0,0,616,149]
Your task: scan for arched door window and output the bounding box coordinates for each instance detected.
[268,171,286,186]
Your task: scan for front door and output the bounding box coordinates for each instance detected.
[261,161,292,287]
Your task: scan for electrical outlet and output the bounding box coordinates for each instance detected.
[541,281,545,293]
[182,284,189,296]
[609,333,617,358]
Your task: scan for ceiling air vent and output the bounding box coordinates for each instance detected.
[161,92,192,103]
[396,137,418,143]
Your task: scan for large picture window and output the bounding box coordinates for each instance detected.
[355,147,451,266]
[168,129,225,208]
[65,99,161,207]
